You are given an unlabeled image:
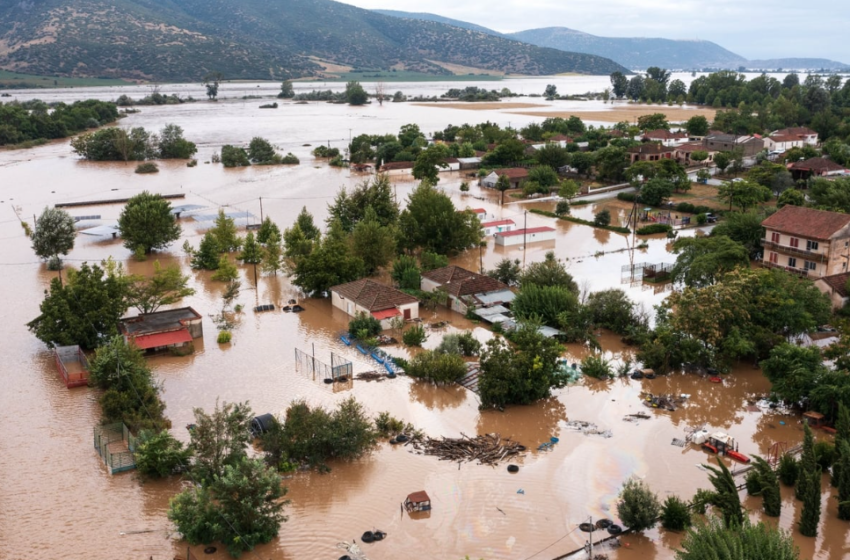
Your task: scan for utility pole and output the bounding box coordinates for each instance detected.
[259,197,264,222]
[522,210,527,268]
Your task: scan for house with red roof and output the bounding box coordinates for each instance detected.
[761,205,850,278]
[770,127,819,146]
[626,143,675,163]
[421,265,515,314]
[330,279,419,328]
[789,157,847,180]
[481,218,516,236]
[642,129,689,147]
[495,226,556,247]
[815,272,850,309]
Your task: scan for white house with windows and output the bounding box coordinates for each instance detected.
[481,219,516,236]
[761,206,850,279]
[330,279,419,328]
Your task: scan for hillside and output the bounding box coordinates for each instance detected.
[746,58,850,71]
[0,0,627,81]
[373,9,503,36]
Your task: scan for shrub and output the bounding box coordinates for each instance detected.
[280,153,299,164]
[259,102,278,109]
[375,412,407,437]
[815,441,836,470]
[329,155,346,167]
[778,454,799,486]
[617,477,660,531]
[617,192,637,202]
[407,350,467,384]
[690,489,716,515]
[555,200,570,216]
[135,162,159,174]
[528,209,630,234]
[312,146,341,158]
[217,331,232,343]
[211,152,221,163]
[134,429,191,478]
[636,223,673,235]
[594,209,611,226]
[696,213,707,225]
[460,181,470,192]
[660,495,691,531]
[220,145,251,167]
[403,324,428,347]
[211,256,239,282]
[745,470,763,495]
[581,354,613,379]
[436,332,481,356]
[348,313,382,339]
[187,159,198,167]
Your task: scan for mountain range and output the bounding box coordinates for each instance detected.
[0,0,627,81]
[375,9,849,71]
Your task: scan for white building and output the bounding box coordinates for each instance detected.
[330,279,419,329]
[494,226,556,247]
[481,219,516,236]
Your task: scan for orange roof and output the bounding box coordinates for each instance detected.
[331,279,418,311]
[421,265,510,297]
[372,308,401,320]
[627,143,675,155]
[406,491,430,503]
[481,219,515,228]
[790,157,845,173]
[818,272,850,298]
[492,168,529,179]
[131,328,192,349]
[762,205,850,240]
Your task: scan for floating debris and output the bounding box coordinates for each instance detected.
[641,392,688,412]
[407,433,525,465]
[564,420,612,438]
[337,541,369,560]
[356,371,386,382]
[671,438,687,447]
[624,412,652,422]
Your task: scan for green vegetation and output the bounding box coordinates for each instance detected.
[126,261,194,314]
[118,192,182,254]
[402,324,428,347]
[436,332,481,357]
[407,351,467,384]
[71,123,196,161]
[676,518,800,560]
[0,99,118,146]
[135,162,159,174]
[660,495,691,531]
[616,477,660,531]
[134,430,190,479]
[704,458,743,528]
[529,208,630,234]
[398,182,482,255]
[31,207,75,269]
[636,224,672,235]
[0,70,132,88]
[348,313,382,340]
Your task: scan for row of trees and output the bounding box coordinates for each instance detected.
[0,99,119,146]
[71,123,197,161]
[218,137,299,167]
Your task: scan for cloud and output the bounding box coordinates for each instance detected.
[341,0,849,62]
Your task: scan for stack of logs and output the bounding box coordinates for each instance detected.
[407,432,525,465]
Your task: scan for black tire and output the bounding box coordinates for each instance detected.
[607,524,622,535]
[396,434,409,443]
[595,519,612,529]
[579,522,595,532]
[362,531,375,543]
[389,437,398,445]
[507,465,519,473]
[339,556,352,560]
[204,547,217,554]
[631,372,643,380]
[323,378,333,384]
[373,531,386,541]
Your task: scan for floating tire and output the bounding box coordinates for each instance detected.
[339,556,352,560]
[607,524,623,535]
[595,519,612,529]
[395,434,409,443]
[389,437,398,445]
[631,372,643,380]
[204,546,217,554]
[579,522,596,533]
[645,373,656,379]
[373,531,386,541]
[323,378,334,384]
[362,531,375,543]
[507,464,520,473]
[516,445,527,451]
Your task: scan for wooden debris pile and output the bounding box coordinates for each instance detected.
[356,371,385,382]
[408,432,525,465]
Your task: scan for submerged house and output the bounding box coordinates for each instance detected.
[421,265,514,314]
[118,307,203,352]
[330,279,419,328]
[761,205,850,278]
[480,168,529,189]
[494,226,556,247]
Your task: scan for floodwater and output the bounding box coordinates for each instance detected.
[1,79,848,560]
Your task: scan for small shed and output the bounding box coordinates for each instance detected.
[404,490,432,512]
[803,411,826,428]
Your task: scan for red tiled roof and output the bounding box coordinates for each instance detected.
[492,168,529,179]
[421,265,510,298]
[643,129,687,140]
[773,127,817,138]
[372,308,401,320]
[406,491,430,503]
[627,143,675,154]
[331,279,418,311]
[495,226,556,237]
[131,328,192,349]
[767,134,802,143]
[468,208,487,214]
[818,273,850,298]
[481,219,515,228]
[762,205,850,240]
[790,157,845,173]
[548,134,573,142]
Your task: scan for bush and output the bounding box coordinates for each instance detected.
[660,495,691,531]
[211,256,238,282]
[406,350,467,384]
[135,162,159,174]
[348,313,382,339]
[555,200,570,216]
[581,354,613,379]
[329,155,346,167]
[696,213,707,225]
[403,324,428,347]
[280,153,299,164]
[594,209,611,226]
[617,477,660,531]
[220,145,251,167]
[815,441,836,470]
[778,454,799,486]
[375,412,407,437]
[312,146,341,158]
[636,223,673,235]
[745,470,764,495]
[134,429,191,478]
[528,208,630,234]
[436,332,481,356]
[217,331,232,343]
[460,181,470,192]
[617,192,637,202]
[187,159,198,167]
[690,489,716,515]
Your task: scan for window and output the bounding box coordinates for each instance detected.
[771,232,780,243]
[769,252,778,264]
[788,257,797,268]
[804,261,817,271]
[806,240,819,251]
[789,237,799,248]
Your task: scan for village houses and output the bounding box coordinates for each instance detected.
[761,205,850,279]
[330,279,420,328]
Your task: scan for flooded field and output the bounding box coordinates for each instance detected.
[0,79,847,560]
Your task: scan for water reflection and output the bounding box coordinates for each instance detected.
[408,381,468,410]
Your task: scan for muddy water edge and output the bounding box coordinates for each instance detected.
[0,92,845,560]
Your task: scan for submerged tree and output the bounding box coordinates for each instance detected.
[118,191,181,254]
[31,207,76,270]
[799,465,822,537]
[617,477,661,531]
[704,458,743,528]
[676,517,800,560]
[126,260,195,314]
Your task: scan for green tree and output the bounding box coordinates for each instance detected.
[277,80,295,99]
[203,72,223,100]
[555,200,570,216]
[127,261,195,314]
[808,177,850,213]
[534,143,570,169]
[403,323,428,347]
[594,209,611,226]
[752,456,782,517]
[799,465,821,537]
[570,151,596,177]
[512,284,579,328]
[797,423,817,501]
[420,251,449,271]
[671,235,750,287]
[248,137,276,163]
[220,145,251,167]
[397,182,482,255]
[638,178,674,206]
[262,232,284,276]
[710,211,766,258]
[519,252,577,292]
[761,344,825,406]
[211,210,241,253]
[486,258,521,286]
[717,180,771,212]
[28,262,128,349]
[660,495,691,531]
[594,146,628,181]
[169,456,287,557]
[483,138,525,167]
[191,232,221,270]
[833,404,850,487]
[256,217,281,245]
[239,232,263,283]
[714,151,731,173]
[391,256,421,290]
[351,207,396,275]
[779,453,799,486]
[32,207,76,269]
[282,223,313,266]
[586,289,640,334]
[637,112,669,130]
[412,144,450,183]
[778,189,805,208]
[616,477,661,531]
[558,179,580,200]
[157,124,197,159]
[676,518,800,560]
[327,175,399,231]
[189,400,253,482]
[494,173,512,205]
[837,440,850,520]
[348,312,382,339]
[134,430,191,479]
[345,81,368,105]
[118,191,181,254]
[544,84,558,98]
[211,256,239,282]
[610,72,628,98]
[407,350,467,384]
[685,115,710,136]
[704,458,743,528]
[292,220,365,295]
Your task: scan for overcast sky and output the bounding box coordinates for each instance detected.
[338,0,848,63]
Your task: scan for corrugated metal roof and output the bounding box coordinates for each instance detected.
[474,290,516,305]
[131,328,192,349]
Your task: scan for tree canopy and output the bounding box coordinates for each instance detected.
[31,207,76,268]
[118,191,181,254]
[397,182,482,255]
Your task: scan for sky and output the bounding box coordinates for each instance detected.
[338,0,849,63]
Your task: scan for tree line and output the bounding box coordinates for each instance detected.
[0,99,119,146]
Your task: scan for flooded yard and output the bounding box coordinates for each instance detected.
[0,78,846,560]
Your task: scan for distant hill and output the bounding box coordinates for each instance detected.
[0,0,627,81]
[373,9,503,36]
[746,58,850,71]
[507,28,747,70]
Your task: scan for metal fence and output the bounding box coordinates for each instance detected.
[295,348,353,381]
[54,345,90,388]
[93,422,136,475]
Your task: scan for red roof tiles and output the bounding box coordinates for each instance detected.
[761,205,850,241]
[331,279,418,311]
[421,265,510,298]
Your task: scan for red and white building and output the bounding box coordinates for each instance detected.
[494,226,556,247]
[481,218,516,236]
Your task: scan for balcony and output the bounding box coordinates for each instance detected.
[761,240,827,262]
[760,259,810,277]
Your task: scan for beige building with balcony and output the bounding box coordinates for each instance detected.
[761,206,850,278]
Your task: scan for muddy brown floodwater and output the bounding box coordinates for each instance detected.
[0,84,847,560]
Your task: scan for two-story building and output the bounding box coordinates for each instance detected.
[761,205,850,278]
[770,127,819,146]
[642,129,689,147]
[626,143,676,164]
[703,133,765,157]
